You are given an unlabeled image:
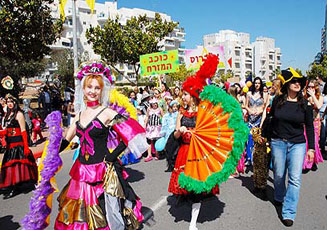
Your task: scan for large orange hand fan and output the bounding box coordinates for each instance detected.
[178,85,249,194]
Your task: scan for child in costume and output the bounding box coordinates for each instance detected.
[160,100,179,172]
[32,113,44,144]
[0,94,38,199]
[54,61,148,230]
[168,55,248,230]
[144,98,163,161]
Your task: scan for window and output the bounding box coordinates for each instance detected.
[83,21,86,25]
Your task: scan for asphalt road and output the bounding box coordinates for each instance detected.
[0,150,326,230]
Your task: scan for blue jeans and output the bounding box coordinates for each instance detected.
[271,139,306,221]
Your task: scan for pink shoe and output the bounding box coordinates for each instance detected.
[144,156,153,162]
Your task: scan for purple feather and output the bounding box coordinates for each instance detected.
[21,111,63,230]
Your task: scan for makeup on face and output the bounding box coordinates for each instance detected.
[84,79,102,102]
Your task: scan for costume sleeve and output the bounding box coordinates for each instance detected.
[112,114,149,158]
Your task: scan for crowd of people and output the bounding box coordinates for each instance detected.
[0,61,326,229]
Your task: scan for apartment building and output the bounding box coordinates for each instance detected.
[252,37,281,81]
[47,0,186,82]
[203,30,281,82]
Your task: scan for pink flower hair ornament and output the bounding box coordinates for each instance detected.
[76,60,113,84]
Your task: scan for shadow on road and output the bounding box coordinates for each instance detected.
[235,174,275,202]
[125,167,145,183]
[167,195,225,223]
[0,215,20,230]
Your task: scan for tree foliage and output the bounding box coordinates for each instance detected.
[50,50,90,89]
[0,0,62,93]
[167,64,192,86]
[270,68,281,80]
[306,54,327,80]
[86,13,178,84]
[214,70,234,84]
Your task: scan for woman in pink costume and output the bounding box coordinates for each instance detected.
[303,80,324,170]
[55,61,148,230]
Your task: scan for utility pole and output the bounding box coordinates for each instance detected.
[72,0,78,72]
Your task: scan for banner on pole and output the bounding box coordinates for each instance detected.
[59,0,68,20]
[185,46,226,71]
[140,50,180,76]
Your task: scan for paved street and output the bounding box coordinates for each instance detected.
[0,150,326,230]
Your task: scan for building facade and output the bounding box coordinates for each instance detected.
[47,0,186,82]
[203,30,281,82]
[322,4,327,54]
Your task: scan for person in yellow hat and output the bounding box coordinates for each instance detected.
[268,67,314,227]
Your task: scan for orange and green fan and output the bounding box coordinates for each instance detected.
[178,84,249,194]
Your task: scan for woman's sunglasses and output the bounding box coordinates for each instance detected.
[290,78,300,84]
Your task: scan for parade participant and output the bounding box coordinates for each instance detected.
[168,55,248,230]
[129,90,138,108]
[31,113,44,144]
[244,77,268,165]
[0,94,38,199]
[55,61,147,230]
[159,100,179,172]
[269,68,314,226]
[303,80,324,171]
[144,98,163,161]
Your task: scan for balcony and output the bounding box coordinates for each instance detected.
[97,15,107,23]
[176,27,186,35]
[178,45,186,51]
[50,38,72,50]
[165,41,175,47]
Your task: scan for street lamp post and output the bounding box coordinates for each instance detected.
[72,0,78,72]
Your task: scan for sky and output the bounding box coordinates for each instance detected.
[98,0,326,73]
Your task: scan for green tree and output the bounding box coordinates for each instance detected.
[214,70,234,84]
[50,50,90,90]
[270,68,281,80]
[86,13,177,85]
[0,0,62,95]
[167,64,193,86]
[306,54,327,80]
[295,68,303,76]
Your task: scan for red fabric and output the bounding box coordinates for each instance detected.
[8,142,23,148]
[0,162,37,188]
[182,54,219,99]
[33,129,43,141]
[0,129,7,136]
[2,158,36,168]
[7,128,22,136]
[21,131,31,156]
[32,118,42,131]
[168,138,219,195]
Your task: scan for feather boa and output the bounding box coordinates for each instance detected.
[21,111,63,230]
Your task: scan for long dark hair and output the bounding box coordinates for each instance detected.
[250,77,264,98]
[277,82,306,110]
[4,96,21,127]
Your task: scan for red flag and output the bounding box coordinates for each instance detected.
[228,58,232,68]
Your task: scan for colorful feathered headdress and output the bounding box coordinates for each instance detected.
[182,54,219,99]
